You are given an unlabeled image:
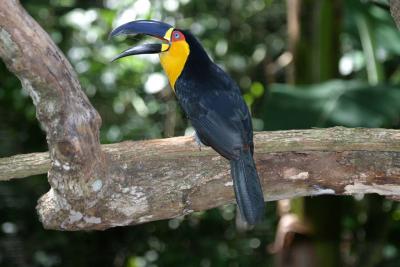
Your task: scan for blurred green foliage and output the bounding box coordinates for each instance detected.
[264,80,400,129]
[1,0,400,266]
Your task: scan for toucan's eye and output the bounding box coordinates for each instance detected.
[174,32,180,39]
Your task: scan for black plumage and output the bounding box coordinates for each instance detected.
[174,31,265,224]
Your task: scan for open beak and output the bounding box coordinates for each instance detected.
[109,20,174,61]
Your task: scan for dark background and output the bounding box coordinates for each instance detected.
[1,0,400,266]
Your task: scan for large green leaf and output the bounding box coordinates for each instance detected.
[262,80,400,130]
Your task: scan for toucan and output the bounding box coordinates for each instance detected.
[110,20,265,224]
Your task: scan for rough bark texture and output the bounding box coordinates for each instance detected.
[2,128,400,230]
[390,0,400,29]
[0,152,50,180]
[0,0,108,230]
[2,1,400,231]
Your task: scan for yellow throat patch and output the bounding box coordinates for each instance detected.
[159,28,190,90]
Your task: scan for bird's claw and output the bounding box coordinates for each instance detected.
[193,132,205,151]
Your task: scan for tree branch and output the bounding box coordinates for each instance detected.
[3,127,400,180]
[0,0,107,230]
[2,128,400,230]
[0,152,50,181]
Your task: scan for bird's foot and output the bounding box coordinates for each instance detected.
[192,132,205,151]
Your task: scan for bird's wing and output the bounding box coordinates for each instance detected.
[185,90,252,160]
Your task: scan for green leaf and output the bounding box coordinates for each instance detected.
[262,80,400,130]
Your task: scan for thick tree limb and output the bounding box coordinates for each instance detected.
[2,128,400,230]
[0,0,107,230]
[2,1,400,231]
[2,127,400,180]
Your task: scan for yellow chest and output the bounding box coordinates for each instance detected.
[159,41,190,90]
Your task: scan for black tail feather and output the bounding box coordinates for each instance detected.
[230,150,265,225]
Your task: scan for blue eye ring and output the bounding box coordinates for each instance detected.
[174,32,180,39]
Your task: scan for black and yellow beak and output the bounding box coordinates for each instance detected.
[109,20,174,61]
